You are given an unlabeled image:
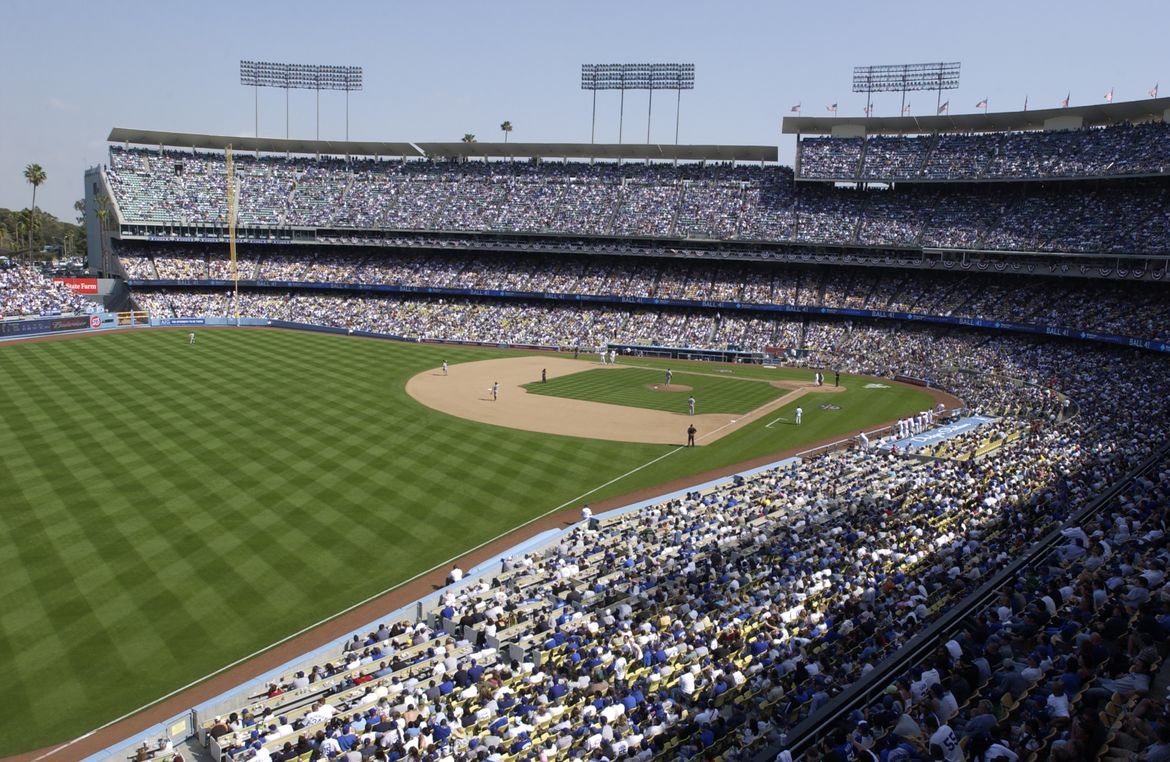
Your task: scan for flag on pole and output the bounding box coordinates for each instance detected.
[902,102,911,115]
[1151,83,1159,98]
[863,104,873,115]
[790,102,801,113]
[826,103,837,113]
[975,98,988,110]
[937,100,949,115]
[1024,95,1028,111]
[1061,92,1070,108]
[1104,88,1113,103]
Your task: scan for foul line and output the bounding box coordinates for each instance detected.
[42,439,709,762]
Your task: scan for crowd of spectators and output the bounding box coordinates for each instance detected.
[194,322,1170,762]
[131,290,759,351]
[802,447,1170,762]
[0,264,93,317]
[799,138,863,179]
[105,143,1170,255]
[117,245,1170,342]
[798,121,1170,181]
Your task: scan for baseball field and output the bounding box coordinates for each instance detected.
[0,328,939,754]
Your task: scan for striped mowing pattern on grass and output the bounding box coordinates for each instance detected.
[522,367,788,414]
[0,330,937,755]
[0,330,669,754]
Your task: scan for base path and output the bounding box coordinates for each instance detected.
[405,357,837,446]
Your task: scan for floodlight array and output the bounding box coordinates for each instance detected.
[240,61,363,92]
[851,62,960,94]
[581,63,695,91]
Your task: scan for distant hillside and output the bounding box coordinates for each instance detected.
[0,206,85,259]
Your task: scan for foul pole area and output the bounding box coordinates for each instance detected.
[226,145,240,327]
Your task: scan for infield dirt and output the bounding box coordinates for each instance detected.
[405,356,840,446]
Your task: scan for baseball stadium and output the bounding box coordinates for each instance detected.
[4,9,1170,762]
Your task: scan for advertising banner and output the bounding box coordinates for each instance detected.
[52,278,99,294]
[0,315,91,337]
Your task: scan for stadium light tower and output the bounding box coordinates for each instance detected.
[240,61,363,143]
[582,63,695,146]
[852,61,960,116]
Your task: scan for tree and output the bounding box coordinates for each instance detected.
[71,199,88,256]
[461,133,477,143]
[94,193,112,275]
[15,209,41,260]
[23,164,47,262]
[500,121,513,143]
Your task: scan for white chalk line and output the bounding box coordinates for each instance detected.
[41,438,706,760]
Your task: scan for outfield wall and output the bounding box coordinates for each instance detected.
[8,298,1170,355]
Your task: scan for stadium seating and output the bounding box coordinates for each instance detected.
[797,121,1170,181]
[104,143,1170,255]
[0,264,93,317]
[116,245,1170,344]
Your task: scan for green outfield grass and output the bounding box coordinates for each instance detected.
[0,329,934,753]
[522,366,788,414]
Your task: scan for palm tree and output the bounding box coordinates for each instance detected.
[23,164,47,262]
[500,121,513,143]
[461,133,477,143]
[95,193,112,275]
[15,209,41,262]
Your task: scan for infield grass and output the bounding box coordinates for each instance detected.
[0,329,934,753]
[522,367,788,414]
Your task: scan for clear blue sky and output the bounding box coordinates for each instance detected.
[1,0,1167,221]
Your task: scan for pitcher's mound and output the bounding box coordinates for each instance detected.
[645,383,693,393]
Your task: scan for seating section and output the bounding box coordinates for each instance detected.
[815,451,1170,762]
[194,328,1170,762]
[104,145,1170,254]
[117,245,1170,343]
[798,121,1170,181]
[0,264,93,317]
